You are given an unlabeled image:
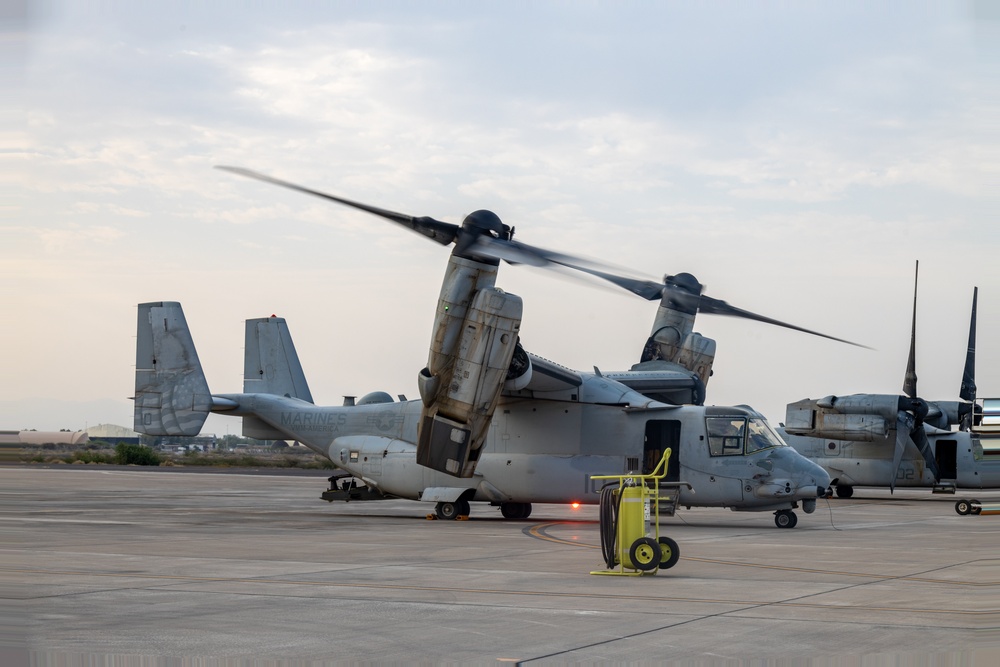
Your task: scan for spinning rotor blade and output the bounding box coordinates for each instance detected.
[466,237,666,300]
[217,165,864,348]
[216,166,459,246]
[696,295,869,348]
[470,237,866,345]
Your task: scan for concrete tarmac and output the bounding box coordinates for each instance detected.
[2,466,998,665]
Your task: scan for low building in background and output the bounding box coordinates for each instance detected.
[87,424,141,445]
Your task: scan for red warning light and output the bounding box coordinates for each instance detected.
[571,502,580,509]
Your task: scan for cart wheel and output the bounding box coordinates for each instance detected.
[657,536,680,569]
[628,537,661,572]
[955,499,971,515]
[970,499,982,515]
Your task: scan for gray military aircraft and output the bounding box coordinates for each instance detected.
[133,167,845,527]
[778,262,1000,497]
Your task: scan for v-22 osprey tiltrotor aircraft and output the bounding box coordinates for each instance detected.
[779,261,1000,497]
[134,167,854,528]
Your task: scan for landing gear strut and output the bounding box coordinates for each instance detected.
[774,509,798,529]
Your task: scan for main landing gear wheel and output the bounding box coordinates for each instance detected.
[835,485,854,499]
[435,499,470,520]
[500,502,532,519]
[774,510,798,529]
[657,536,680,569]
[628,537,662,572]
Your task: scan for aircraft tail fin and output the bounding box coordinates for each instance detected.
[243,316,313,402]
[134,302,212,436]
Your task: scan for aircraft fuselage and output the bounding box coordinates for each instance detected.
[780,427,1000,490]
[217,374,830,512]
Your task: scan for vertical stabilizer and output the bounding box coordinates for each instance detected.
[243,316,313,402]
[134,302,211,435]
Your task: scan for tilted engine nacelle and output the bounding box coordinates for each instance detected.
[641,277,717,389]
[416,256,525,477]
[784,395,897,442]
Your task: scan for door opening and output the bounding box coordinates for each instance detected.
[644,420,681,482]
[936,440,957,479]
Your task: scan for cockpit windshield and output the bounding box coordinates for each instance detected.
[745,418,787,453]
[706,416,786,456]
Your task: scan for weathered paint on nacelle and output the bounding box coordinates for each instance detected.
[416,255,523,478]
[785,395,894,442]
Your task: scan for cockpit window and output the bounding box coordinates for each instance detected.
[707,417,786,456]
[745,418,787,453]
[706,417,746,456]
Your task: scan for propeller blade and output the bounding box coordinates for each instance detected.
[552,263,665,301]
[216,166,459,246]
[696,295,870,348]
[890,412,914,494]
[910,421,940,482]
[467,237,665,300]
[217,165,867,348]
[903,260,919,398]
[960,286,978,403]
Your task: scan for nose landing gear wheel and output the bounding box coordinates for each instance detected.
[628,537,662,572]
[774,510,798,528]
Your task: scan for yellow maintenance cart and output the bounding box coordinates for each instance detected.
[590,448,692,576]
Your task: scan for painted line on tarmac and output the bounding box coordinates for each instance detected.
[523,521,999,587]
[2,566,993,617]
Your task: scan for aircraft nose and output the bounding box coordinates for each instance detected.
[792,456,831,497]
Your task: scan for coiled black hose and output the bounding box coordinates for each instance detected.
[598,483,622,569]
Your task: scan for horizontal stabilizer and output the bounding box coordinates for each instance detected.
[134,302,211,436]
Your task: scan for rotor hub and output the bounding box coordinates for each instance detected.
[461,210,511,240]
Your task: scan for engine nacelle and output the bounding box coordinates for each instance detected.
[784,396,893,442]
[417,283,523,477]
[643,301,716,389]
[676,332,716,387]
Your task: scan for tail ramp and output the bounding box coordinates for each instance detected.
[243,316,313,401]
[134,302,211,436]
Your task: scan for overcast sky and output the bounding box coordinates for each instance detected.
[4,1,999,435]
